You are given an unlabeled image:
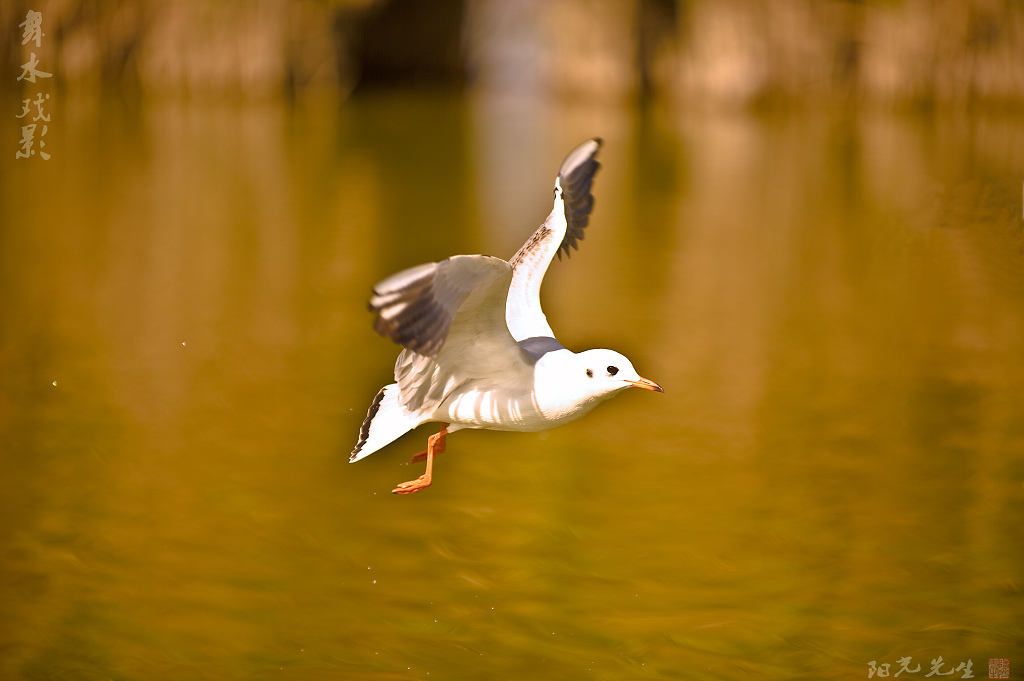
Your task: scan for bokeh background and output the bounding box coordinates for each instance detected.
[2,1,1023,679]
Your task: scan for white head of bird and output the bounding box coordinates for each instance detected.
[532,347,663,421]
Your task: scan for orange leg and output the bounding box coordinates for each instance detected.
[392,423,448,494]
[408,423,449,462]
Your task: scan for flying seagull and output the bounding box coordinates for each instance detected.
[350,138,663,494]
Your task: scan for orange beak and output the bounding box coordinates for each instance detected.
[628,376,664,393]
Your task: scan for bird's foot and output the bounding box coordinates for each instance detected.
[392,474,431,494]
[393,423,447,495]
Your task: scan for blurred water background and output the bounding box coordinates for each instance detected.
[2,1,1023,679]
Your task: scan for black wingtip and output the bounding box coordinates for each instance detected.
[350,386,387,462]
[367,262,448,359]
[557,138,602,258]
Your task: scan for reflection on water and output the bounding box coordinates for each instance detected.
[1,91,1023,679]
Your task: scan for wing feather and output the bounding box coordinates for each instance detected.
[369,254,530,414]
[506,138,602,341]
[555,138,602,258]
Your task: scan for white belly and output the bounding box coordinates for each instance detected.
[436,386,597,432]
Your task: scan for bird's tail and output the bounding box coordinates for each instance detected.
[350,384,423,462]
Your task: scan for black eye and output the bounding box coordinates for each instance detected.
[607,366,619,376]
[586,369,594,378]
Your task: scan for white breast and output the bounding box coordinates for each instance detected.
[435,347,605,432]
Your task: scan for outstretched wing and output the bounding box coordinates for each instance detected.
[370,257,480,358]
[369,255,531,413]
[506,138,602,342]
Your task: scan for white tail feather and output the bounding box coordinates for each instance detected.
[350,384,424,462]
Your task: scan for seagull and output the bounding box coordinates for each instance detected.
[350,138,663,494]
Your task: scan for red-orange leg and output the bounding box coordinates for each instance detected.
[392,423,448,494]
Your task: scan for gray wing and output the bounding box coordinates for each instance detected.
[370,259,471,358]
[370,254,531,413]
[506,138,602,341]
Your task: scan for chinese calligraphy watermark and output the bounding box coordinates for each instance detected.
[15,10,53,160]
[20,10,45,46]
[869,657,1012,679]
[18,53,53,84]
[867,657,976,678]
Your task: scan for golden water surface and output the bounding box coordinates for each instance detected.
[1,91,1022,679]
